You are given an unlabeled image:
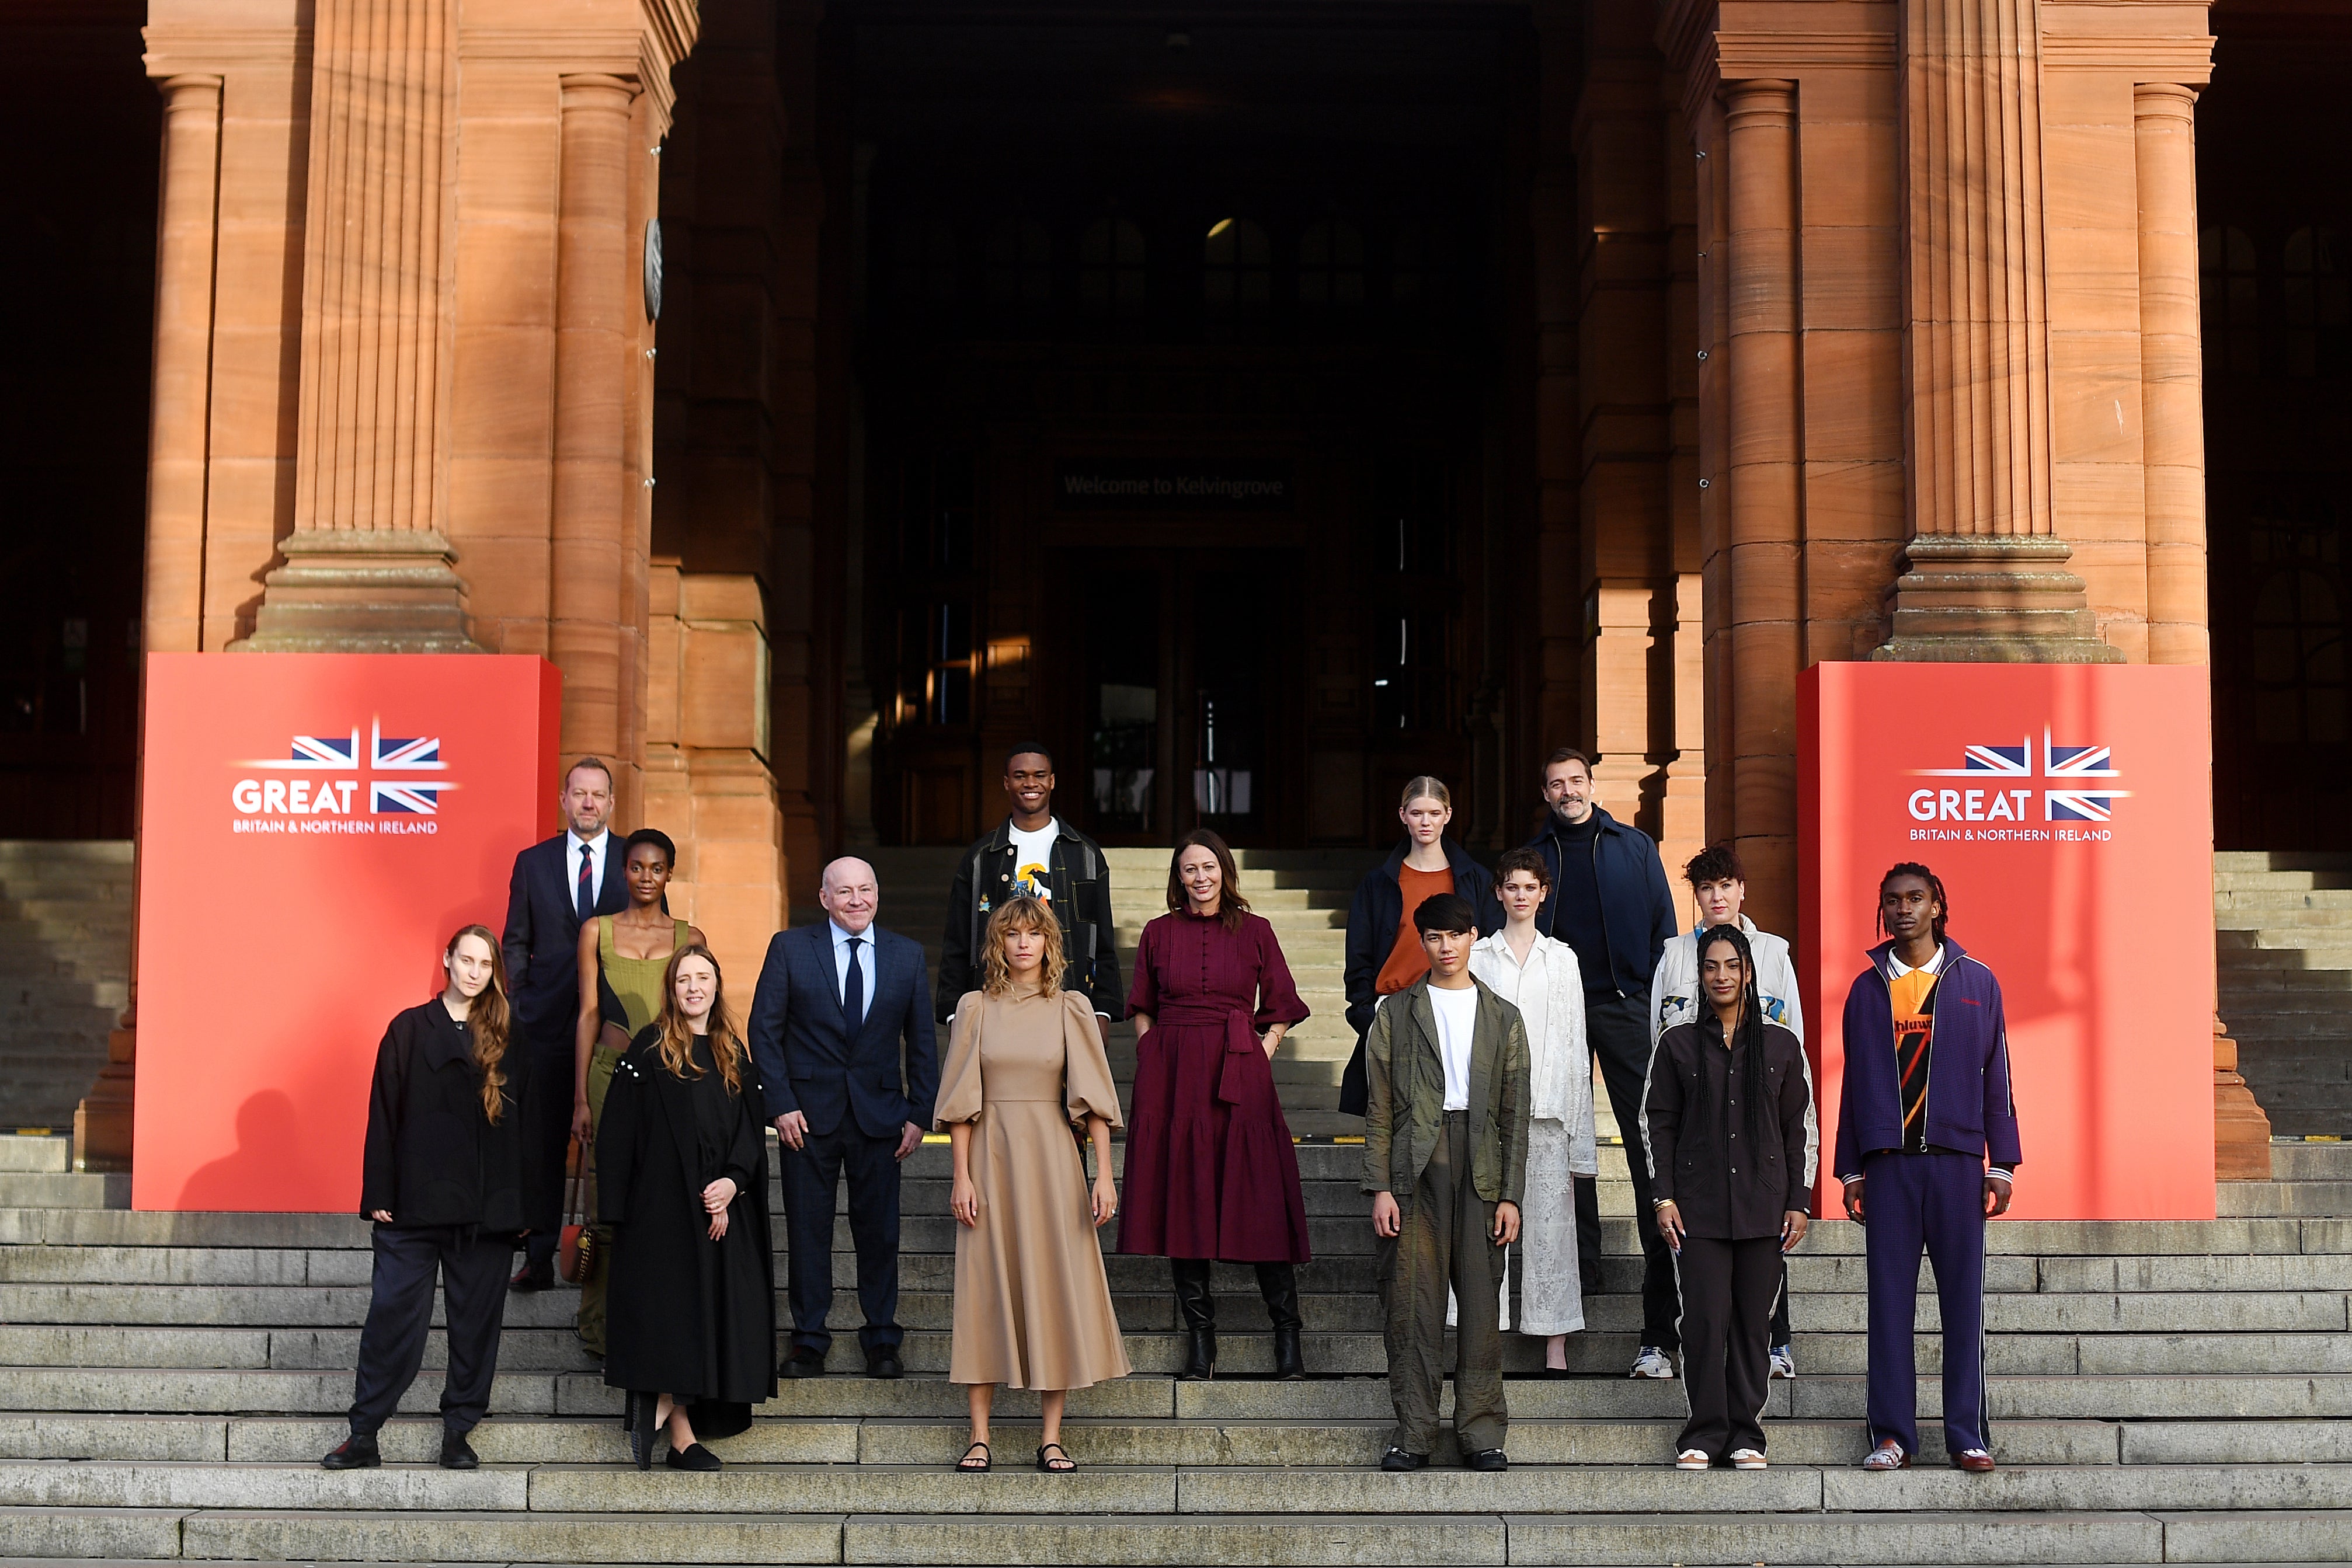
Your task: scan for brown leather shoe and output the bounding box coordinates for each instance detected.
[1952,1448,1997,1473]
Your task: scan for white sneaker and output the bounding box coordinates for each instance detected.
[1769,1343,1797,1380]
[1730,1448,1768,1469]
[1629,1346,1676,1379]
[1675,1448,1710,1470]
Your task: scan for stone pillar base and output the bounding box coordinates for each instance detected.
[2213,1014,2275,1183]
[72,1016,137,1172]
[231,529,485,653]
[1870,535,2125,664]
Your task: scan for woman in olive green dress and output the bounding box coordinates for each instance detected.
[570,828,704,1353]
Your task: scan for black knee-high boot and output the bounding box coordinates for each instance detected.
[1173,1258,1216,1379]
[1257,1262,1305,1379]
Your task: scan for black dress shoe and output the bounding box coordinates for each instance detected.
[666,1441,723,1472]
[1380,1446,1427,1472]
[320,1432,380,1471]
[1466,1448,1509,1472]
[509,1261,554,1292]
[439,1433,480,1471]
[867,1349,904,1379]
[780,1349,826,1379]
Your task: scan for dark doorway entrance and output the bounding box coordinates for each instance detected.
[1065,550,1297,846]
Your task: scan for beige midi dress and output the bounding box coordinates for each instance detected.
[937,988,1132,1391]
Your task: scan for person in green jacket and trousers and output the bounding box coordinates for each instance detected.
[1363,892,1532,1474]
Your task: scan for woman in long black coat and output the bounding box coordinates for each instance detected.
[599,944,776,1471]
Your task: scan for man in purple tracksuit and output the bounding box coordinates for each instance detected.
[1834,863,2020,1474]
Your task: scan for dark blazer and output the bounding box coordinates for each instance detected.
[936,818,1123,1022]
[1335,839,1497,1118]
[1644,1015,1812,1239]
[748,921,941,1140]
[1359,975,1531,1211]
[1832,938,2023,1177]
[1523,807,1677,999]
[359,1001,528,1231]
[502,833,629,1041]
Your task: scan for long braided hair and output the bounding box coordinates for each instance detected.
[1875,862,1951,948]
[1690,922,1772,1161]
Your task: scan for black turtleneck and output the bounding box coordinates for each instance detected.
[1546,812,1612,995]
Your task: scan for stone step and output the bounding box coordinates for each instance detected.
[0,1175,127,1211]
[0,1140,69,1175]
[4,1282,2339,1337]
[2271,1141,2352,1179]
[0,1411,2138,1468]
[5,1457,2351,1520]
[10,1323,2351,1379]
[6,1365,2352,1421]
[8,1504,2324,1567]
[2215,1180,2352,1217]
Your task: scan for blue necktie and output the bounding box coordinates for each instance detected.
[844,935,865,1029]
[576,845,595,923]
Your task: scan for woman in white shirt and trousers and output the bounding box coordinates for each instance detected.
[1462,845,1599,1374]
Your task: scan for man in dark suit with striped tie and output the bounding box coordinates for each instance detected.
[499,758,629,1290]
[747,856,940,1379]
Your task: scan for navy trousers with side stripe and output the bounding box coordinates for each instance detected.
[1862,1150,1990,1458]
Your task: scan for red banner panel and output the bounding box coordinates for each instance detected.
[133,654,561,1212]
[1799,663,2215,1221]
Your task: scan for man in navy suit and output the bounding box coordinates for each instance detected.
[499,758,629,1290]
[747,855,940,1379]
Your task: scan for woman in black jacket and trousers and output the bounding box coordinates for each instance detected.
[600,945,776,1471]
[1645,923,1812,1470]
[322,925,527,1473]
[1337,776,1497,1117]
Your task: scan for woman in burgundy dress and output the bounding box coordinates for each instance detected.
[1121,829,1313,1381]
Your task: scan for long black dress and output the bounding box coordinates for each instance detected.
[597,1027,776,1435]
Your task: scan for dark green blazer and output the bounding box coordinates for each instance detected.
[1361,975,1532,1211]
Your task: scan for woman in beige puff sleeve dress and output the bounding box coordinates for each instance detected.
[939,894,1130,1474]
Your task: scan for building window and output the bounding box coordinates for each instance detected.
[2200,224,2258,376]
[2282,225,2350,380]
[1390,221,1449,309]
[1371,454,1457,733]
[1079,218,1147,320]
[899,601,973,728]
[1298,219,1365,309]
[986,218,1053,318]
[899,452,974,575]
[1202,217,1270,315]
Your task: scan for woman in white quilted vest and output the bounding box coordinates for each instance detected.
[1467,846,1598,1374]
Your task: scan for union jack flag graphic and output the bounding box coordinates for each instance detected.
[373,780,453,814]
[246,719,454,814]
[2045,790,2120,823]
[252,731,361,770]
[1918,738,2032,777]
[371,726,446,771]
[2043,731,2118,777]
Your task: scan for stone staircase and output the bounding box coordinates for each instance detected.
[2,1128,2351,1563]
[0,842,132,1131]
[2216,850,2352,1137]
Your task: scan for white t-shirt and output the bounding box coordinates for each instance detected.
[1008,820,1060,903]
[1428,984,1480,1111]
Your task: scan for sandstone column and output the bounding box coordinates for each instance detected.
[1721,78,1803,915]
[2134,82,2209,668]
[1875,0,2118,662]
[551,74,641,786]
[234,0,480,651]
[142,75,222,659]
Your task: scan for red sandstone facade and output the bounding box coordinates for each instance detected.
[20,2,2334,1167]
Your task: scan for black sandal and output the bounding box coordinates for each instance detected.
[1036,1442,1076,1473]
[956,1441,991,1472]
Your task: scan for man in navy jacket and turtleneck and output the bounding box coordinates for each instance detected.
[1520,747,1679,1375]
